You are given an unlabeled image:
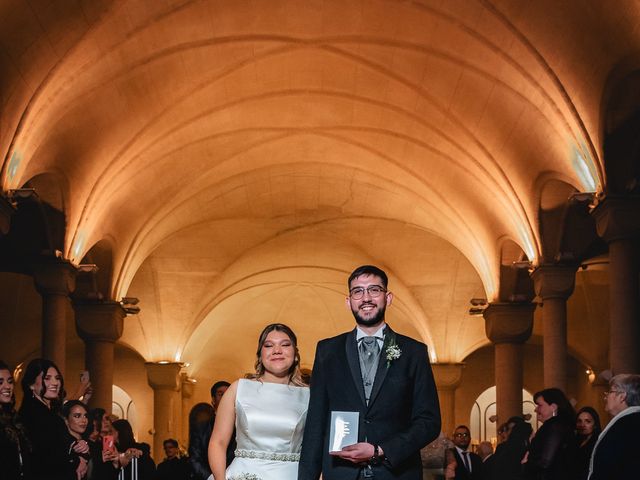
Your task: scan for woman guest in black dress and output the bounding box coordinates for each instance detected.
[571,406,601,480]
[18,358,89,480]
[0,361,31,480]
[488,416,532,480]
[62,400,92,479]
[112,419,156,479]
[524,388,576,480]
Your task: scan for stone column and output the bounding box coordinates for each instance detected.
[75,301,126,411]
[146,362,182,458]
[531,265,577,391]
[432,363,463,436]
[592,196,640,374]
[181,374,196,446]
[484,302,535,425]
[33,259,76,374]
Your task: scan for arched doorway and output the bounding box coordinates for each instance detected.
[470,386,536,446]
[112,385,139,438]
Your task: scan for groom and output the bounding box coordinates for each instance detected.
[299,265,441,480]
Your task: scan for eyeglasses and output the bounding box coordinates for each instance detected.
[454,432,470,438]
[604,389,623,398]
[349,285,387,300]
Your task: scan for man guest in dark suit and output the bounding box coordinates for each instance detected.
[188,380,231,479]
[299,265,441,480]
[451,425,483,480]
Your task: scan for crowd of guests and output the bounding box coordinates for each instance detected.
[0,358,195,480]
[2,354,640,480]
[422,373,640,480]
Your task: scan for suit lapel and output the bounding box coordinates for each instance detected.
[345,328,366,406]
[367,325,395,408]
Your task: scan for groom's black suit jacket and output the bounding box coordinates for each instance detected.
[298,326,441,480]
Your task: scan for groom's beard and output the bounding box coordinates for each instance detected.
[351,302,386,327]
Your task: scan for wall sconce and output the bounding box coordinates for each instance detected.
[470,298,487,306]
[512,260,533,270]
[120,297,140,315]
[469,298,488,316]
[7,188,37,202]
[77,264,98,273]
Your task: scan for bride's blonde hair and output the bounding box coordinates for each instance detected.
[246,323,306,386]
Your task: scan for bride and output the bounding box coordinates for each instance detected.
[208,323,309,480]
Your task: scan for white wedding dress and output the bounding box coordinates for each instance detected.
[221,379,310,480]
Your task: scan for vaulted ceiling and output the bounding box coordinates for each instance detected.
[2,0,637,376]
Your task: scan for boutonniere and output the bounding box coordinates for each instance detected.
[385,339,402,367]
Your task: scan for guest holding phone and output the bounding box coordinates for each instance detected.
[86,408,119,480]
[112,419,156,479]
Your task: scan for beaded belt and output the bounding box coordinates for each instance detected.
[234,448,300,462]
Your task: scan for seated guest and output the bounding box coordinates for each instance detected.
[62,400,91,479]
[19,358,89,480]
[588,374,640,480]
[112,419,156,479]
[572,406,601,480]
[0,361,31,479]
[155,438,189,480]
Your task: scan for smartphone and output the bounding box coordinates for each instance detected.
[80,370,90,384]
[103,434,115,453]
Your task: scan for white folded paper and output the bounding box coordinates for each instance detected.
[329,411,359,452]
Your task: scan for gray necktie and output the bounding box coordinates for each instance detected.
[359,336,381,403]
[462,451,471,472]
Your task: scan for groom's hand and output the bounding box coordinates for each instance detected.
[330,442,376,464]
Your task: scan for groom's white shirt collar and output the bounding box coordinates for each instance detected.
[356,323,386,349]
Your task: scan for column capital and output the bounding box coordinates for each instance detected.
[33,258,76,296]
[146,362,182,391]
[531,264,577,300]
[592,195,640,243]
[181,373,196,399]
[75,301,126,343]
[431,363,464,390]
[483,302,535,344]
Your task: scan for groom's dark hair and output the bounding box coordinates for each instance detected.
[348,265,388,289]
